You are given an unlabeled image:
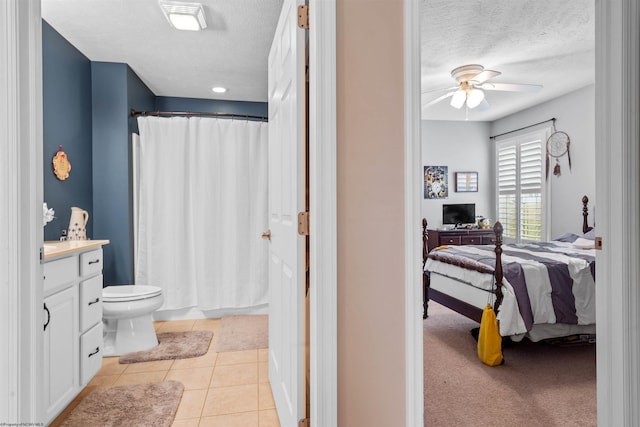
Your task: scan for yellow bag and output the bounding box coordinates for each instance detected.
[477,304,504,366]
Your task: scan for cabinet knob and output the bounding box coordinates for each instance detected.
[88,347,100,358]
[88,298,100,306]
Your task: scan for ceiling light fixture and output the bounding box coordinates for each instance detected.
[450,89,467,109]
[159,1,207,31]
[466,88,485,109]
[449,81,485,110]
[212,86,227,93]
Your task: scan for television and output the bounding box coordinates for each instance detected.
[442,203,476,226]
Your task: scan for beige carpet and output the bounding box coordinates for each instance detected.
[60,381,183,427]
[215,314,268,352]
[424,302,596,427]
[119,330,213,364]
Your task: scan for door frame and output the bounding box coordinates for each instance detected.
[308,1,337,425]
[3,0,340,424]
[408,0,640,425]
[403,0,424,425]
[592,0,640,423]
[2,0,44,422]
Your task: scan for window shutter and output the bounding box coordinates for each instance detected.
[497,145,517,239]
[519,140,543,241]
[496,134,545,242]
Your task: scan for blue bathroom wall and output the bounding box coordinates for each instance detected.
[156,97,268,119]
[91,62,129,285]
[128,67,156,136]
[42,21,93,241]
[91,63,155,286]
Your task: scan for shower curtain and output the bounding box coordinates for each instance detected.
[133,116,268,312]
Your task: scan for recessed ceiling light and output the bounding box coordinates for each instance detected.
[159,1,207,31]
[212,87,227,93]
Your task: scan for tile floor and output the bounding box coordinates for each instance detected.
[51,318,280,427]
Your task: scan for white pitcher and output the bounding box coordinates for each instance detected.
[68,207,89,240]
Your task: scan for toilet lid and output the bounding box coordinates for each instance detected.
[103,285,162,301]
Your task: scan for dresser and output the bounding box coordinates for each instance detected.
[426,228,496,252]
[42,240,109,424]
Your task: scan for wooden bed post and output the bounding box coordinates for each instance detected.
[582,195,593,234]
[493,221,504,314]
[422,218,429,319]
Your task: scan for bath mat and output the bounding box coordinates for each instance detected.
[60,381,184,427]
[119,330,213,364]
[215,314,268,352]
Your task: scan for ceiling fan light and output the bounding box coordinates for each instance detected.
[466,88,485,108]
[450,90,466,109]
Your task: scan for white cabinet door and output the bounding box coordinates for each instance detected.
[43,285,79,422]
[267,0,306,425]
[80,322,103,385]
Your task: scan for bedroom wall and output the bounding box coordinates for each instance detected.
[42,20,93,242]
[491,85,596,237]
[421,120,492,228]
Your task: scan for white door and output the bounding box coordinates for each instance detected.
[267,0,306,425]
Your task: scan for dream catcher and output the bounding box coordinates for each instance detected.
[545,123,571,179]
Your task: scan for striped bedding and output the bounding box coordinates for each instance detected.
[424,240,596,337]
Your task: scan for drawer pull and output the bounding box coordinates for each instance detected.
[88,298,100,306]
[88,259,100,265]
[44,303,50,331]
[88,347,100,358]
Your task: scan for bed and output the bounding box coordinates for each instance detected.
[422,195,596,342]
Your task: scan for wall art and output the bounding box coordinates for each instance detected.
[455,171,478,192]
[424,166,448,199]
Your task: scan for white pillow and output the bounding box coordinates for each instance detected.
[573,237,595,249]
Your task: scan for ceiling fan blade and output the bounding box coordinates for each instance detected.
[470,70,501,84]
[423,91,456,108]
[479,82,543,93]
[421,85,458,94]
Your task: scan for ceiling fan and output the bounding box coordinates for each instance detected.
[424,64,543,110]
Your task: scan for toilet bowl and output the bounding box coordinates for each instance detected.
[102,285,164,356]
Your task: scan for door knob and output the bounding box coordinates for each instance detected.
[261,230,271,240]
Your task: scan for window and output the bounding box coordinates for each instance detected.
[496,128,550,242]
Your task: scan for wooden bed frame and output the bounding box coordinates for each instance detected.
[422,195,593,320]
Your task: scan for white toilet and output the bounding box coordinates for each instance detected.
[102,285,164,356]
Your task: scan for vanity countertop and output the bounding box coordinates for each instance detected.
[43,240,110,260]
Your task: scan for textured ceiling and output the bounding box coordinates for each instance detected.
[42,0,594,120]
[42,0,284,102]
[421,0,595,121]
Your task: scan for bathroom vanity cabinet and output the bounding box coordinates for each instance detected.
[42,240,109,424]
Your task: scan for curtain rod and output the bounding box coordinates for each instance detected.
[489,117,555,140]
[130,108,268,122]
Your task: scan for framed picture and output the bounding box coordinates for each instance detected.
[455,172,478,192]
[424,166,448,199]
